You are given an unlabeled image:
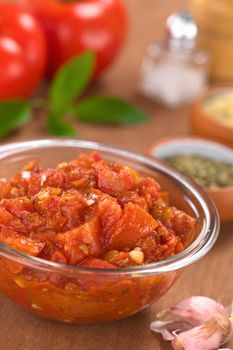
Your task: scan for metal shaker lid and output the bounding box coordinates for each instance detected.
[166,10,198,51]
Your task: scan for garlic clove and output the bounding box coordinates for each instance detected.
[170,296,228,326]
[150,320,192,341]
[172,315,233,350]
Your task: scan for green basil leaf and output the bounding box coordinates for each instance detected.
[49,51,95,111]
[72,96,148,124]
[0,100,31,138]
[47,112,77,137]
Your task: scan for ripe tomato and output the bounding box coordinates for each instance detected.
[23,0,128,77]
[0,3,46,99]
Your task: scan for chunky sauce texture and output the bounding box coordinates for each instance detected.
[0,152,194,268]
[0,153,195,323]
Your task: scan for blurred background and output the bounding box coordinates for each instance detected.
[1,0,232,151]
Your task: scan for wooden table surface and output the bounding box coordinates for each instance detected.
[1,0,233,349]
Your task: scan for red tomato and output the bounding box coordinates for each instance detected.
[107,203,158,250]
[23,0,128,77]
[79,258,115,269]
[0,3,46,99]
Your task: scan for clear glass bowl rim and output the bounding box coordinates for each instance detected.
[0,139,219,277]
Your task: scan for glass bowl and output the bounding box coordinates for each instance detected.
[0,140,219,324]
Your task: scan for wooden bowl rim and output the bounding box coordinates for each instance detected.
[191,84,233,132]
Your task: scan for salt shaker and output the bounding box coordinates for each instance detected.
[139,10,209,107]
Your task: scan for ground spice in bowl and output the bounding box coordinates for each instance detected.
[204,91,233,128]
[164,154,233,189]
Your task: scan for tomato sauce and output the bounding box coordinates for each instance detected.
[0,152,195,323]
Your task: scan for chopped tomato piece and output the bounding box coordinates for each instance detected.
[153,205,195,246]
[79,258,115,269]
[96,161,140,195]
[34,189,90,231]
[1,198,47,232]
[0,228,44,256]
[6,237,45,256]
[92,191,122,242]
[0,206,27,233]
[159,191,169,205]
[107,203,158,250]
[139,177,160,208]
[50,250,67,265]
[11,169,43,197]
[116,191,148,210]
[171,208,195,245]
[78,258,115,290]
[137,224,184,263]
[56,217,102,265]
[31,230,56,243]
[0,180,11,199]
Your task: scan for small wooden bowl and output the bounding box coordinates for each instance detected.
[190,86,233,147]
[149,136,233,222]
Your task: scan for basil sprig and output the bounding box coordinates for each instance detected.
[0,51,148,137]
